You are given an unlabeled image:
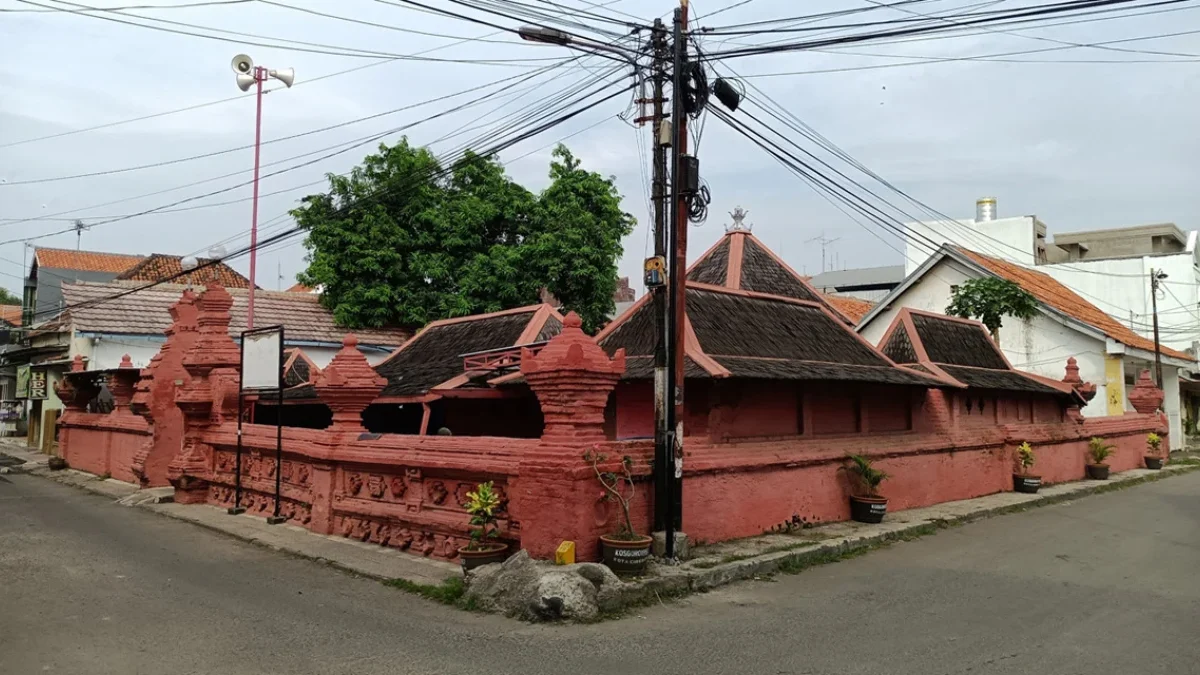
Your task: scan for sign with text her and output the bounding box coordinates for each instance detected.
[241,327,283,391]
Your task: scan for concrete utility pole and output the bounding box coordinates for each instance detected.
[1150,268,1167,387]
[641,18,673,542]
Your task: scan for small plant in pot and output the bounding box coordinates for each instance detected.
[845,454,889,523]
[1086,437,1114,480]
[456,481,508,572]
[585,448,652,575]
[1144,432,1164,470]
[1013,442,1041,494]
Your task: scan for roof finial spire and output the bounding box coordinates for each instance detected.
[727,206,751,233]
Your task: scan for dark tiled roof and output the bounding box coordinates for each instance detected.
[881,325,917,364]
[117,254,251,289]
[713,357,937,386]
[738,238,822,303]
[876,309,1076,398]
[284,349,314,387]
[688,289,886,366]
[375,307,559,397]
[940,365,1064,395]
[622,355,709,380]
[687,238,730,286]
[910,313,1009,369]
[599,286,939,387]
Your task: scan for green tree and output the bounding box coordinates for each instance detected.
[294,140,634,332]
[946,276,1038,342]
[0,287,20,305]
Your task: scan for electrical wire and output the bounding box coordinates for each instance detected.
[25,76,638,322]
[17,0,562,63]
[0,54,585,187]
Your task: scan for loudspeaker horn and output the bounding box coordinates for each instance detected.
[235,73,256,92]
[269,68,295,88]
[230,53,254,75]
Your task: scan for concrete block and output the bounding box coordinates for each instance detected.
[651,531,690,559]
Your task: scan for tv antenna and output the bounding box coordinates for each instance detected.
[805,231,840,272]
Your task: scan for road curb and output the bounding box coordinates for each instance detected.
[611,462,1200,611]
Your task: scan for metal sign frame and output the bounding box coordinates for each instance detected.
[229,325,286,525]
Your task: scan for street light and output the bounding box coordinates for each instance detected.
[517,25,639,64]
[230,54,295,330]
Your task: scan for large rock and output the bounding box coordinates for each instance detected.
[464,550,624,622]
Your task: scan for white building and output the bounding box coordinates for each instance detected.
[859,244,1194,449]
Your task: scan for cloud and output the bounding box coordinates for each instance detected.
[0,0,1195,301]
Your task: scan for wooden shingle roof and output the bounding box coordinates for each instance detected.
[686,230,856,323]
[598,283,942,387]
[877,307,1079,399]
[373,305,563,398]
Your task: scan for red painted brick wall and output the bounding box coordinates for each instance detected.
[59,414,150,483]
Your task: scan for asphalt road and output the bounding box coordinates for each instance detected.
[2,471,1199,675]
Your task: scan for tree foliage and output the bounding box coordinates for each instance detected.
[293,141,634,332]
[946,277,1038,339]
[0,287,20,305]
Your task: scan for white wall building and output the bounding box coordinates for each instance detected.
[859,245,1194,449]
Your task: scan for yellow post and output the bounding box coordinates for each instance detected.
[1105,356,1126,416]
[554,541,576,565]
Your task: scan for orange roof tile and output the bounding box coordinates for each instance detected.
[957,247,1194,362]
[0,304,21,327]
[35,247,143,274]
[286,282,314,293]
[117,254,251,288]
[821,293,875,324]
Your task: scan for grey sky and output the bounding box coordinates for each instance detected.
[1,0,1197,301]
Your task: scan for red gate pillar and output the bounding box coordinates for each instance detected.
[516,312,626,561]
[168,284,241,504]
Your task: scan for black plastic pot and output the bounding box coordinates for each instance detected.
[47,456,67,471]
[1013,473,1041,494]
[600,535,653,575]
[458,544,508,572]
[1144,456,1164,470]
[1086,463,1110,480]
[849,495,888,523]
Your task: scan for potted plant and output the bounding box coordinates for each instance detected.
[585,448,652,574]
[1144,432,1164,470]
[845,454,889,523]
[1013,442,1041,494]
[1086,437,1114,480]
[456,481,508,572]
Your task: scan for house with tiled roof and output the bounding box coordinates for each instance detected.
[858,244,1195,449]
[48,280,408,372]
[116,254,250,289]
[23,247,146,327]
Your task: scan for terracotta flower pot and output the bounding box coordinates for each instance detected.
[1085,463,1110,480]
[849,495,888,523]
[1013,473,1041,494]
[457,543,508,572]
[600,534,653,575]
[1144,456,1164,470]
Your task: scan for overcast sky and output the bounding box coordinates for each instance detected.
[1,0,1197,301]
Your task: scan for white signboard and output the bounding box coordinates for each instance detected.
[242,328,283,390]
